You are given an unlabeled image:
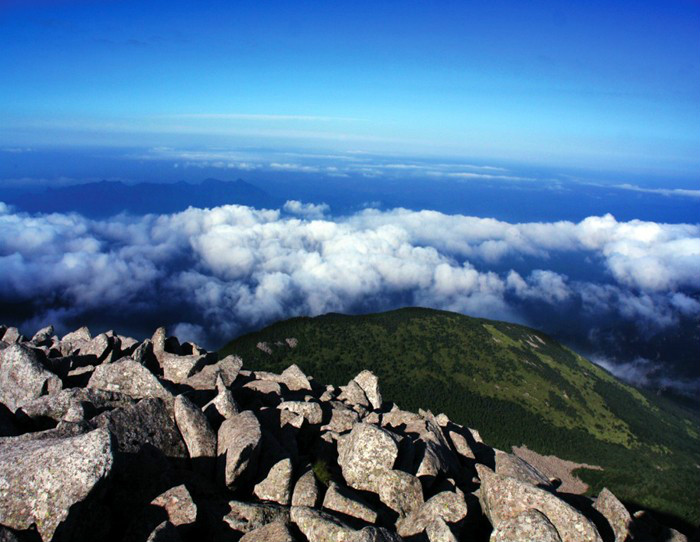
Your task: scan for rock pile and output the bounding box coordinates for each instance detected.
[0,324,691,541]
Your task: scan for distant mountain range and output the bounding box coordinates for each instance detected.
[4,178,282,217]
[219,307,700,529]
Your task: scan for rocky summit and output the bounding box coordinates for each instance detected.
[0,324,692,542]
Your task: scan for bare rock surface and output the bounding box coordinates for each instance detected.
[337,422,399,493]
[490,508,563,542]
[352,370,382,410]
[88,358,173,402]
[0,428,113,541]
[395,491,468,537]
[292,468,321,507]
[254,457,294,505]
[239,520,296,542]
[223,500,290,534]
[593,487,632,542]
[151,484,198,527]
[0,343,62,412]
[174,394,217,464]
[217,410,262,490]
[323,482,378,524]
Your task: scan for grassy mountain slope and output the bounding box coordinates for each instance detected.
[219,307,700,527]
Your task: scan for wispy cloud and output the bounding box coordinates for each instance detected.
[615,183,700,199]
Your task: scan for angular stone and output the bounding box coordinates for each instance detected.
[61,326,91,349]
[280,364,312,391]
[88,359,174,402]
[291,507,402,542]
[476,464,602,542]
[151,484,198,527]
[337,423,399,492]
[0,428,113,541]
[396,491,468,537]
[174,394,216,467]
[323,404,360,433]
[0,344,62,412]
[18,387,133,425]
[254,457,294,505]
[352,370,382,410]
[292,468,321,507]
[92,398,187,457]
[426,518,458,542]
[323,482,378,524]
[279,400,323,425]
[338,379,370,408]
[31,325,54,345]
[240,520,296,542]
[495,450,550,486]
[158,352,209,384]
[447,430,475,461]
[203,373,239,426]
[217,410,262,489]
[183,355,242,390]
[223,500,290,534]
[1,327,22,344]
[146,520,182,542]
[491,508,563,542]
[593,488,632,542]
[377,470,424,517]
[382,408,422,429]
[244,379,283,396]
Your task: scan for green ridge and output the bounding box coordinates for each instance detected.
[219,307,700,526]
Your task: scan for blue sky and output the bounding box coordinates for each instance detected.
[1,0,699,173]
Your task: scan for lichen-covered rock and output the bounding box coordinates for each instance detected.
[476,464,602,542]
[292,468,321,507]
[158,352,209,384]
[490,508,563,542]
[279,400,323,425]
[396,491,468,537]
[31,325,54,345]
[495,450,551,487]
[254,457,293,505]
[0,428,113,541]
[239,520,296,542]
[426,518,459,542]
[92,397,187,457]
[217,410,262,490]
[352,370,382,410]
[338,422,399,492]
[323,404,360,433]
[18,387,133,425]
[174,394,216,461]
[88,358,174,402]
[291,506,403,542]
[323,482,378,524]
[223,500,290,534]
[151,484,198,527]
[183,355,242,390]
[377,469,424,517]
[447,429,475,461]
[280,364,313,391]
[203,373,239,425]
[593,488,631,542]
[338,379,371,409]
[0,343,62,412]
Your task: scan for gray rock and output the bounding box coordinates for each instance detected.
[323,404,360,433]
[244,379,283,396]
[92,398,187,457]
[292,468,321,507]
[0,343,62,412]
[426,518,458,542]
[88,358,174,402]
[476,464,602,542]
[447,429,475,461]
[495,450,550,486]
[377,469,424,517]
[490,508,563,542]
[338,379,370,408]
[62,325,91,344]
[323,482,378,524]
[381,409,422,429]
[158,352,209,384]
[18,387,133,425]
[223,500,290,534]
[593,487,631,542]
[396,491,468,537]
[279,400,323,425]
[183,354,242,390]
[254,457,294,505]
[1,327,22,344]
[352,370,382,410]
[239,520,296,542]
[203,374,240,426]
[151,484,198,527]
[174,394,217,470]
[217,410,262,489]
[280,364,312,391]
[31,325,54,345]
[146,520,182,542]
[291,507,403,542]
[0,428,113,541]
[337,423,399,493]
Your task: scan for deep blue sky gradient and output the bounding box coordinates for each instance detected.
[1,0,699,173]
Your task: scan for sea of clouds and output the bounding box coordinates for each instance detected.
[1,201,698,394]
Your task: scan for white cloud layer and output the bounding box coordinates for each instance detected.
[1,202,698,393]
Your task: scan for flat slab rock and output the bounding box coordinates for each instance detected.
[291,506,403,542]
[0,428,113,541]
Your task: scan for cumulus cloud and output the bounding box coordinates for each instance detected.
[0,202,698,394]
